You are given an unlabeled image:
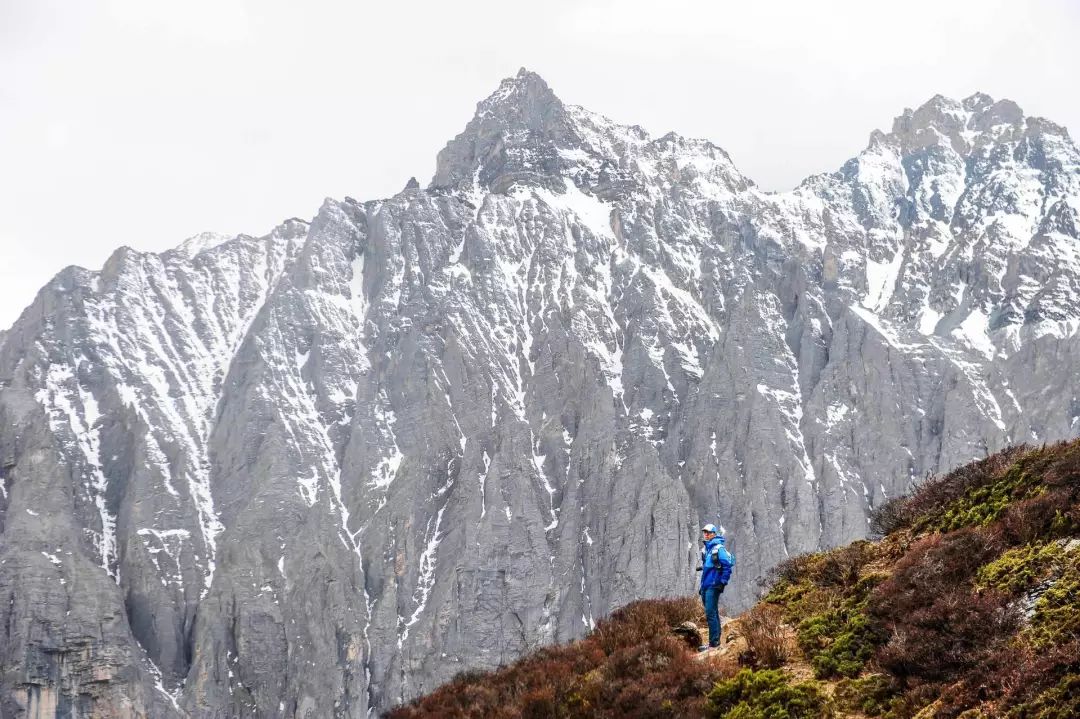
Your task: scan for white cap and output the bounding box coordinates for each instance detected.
[701,523,719,534]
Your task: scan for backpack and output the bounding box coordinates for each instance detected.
[708,542,735,570]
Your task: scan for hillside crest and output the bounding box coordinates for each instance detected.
[390,439,1080,719]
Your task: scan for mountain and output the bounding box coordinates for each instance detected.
[387,439,1080,719]
[1,69,1078,717]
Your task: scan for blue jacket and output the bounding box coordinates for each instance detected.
[700,536,734,589]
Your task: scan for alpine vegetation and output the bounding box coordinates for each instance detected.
[389,439,1080,719]
[0,69,1078,717]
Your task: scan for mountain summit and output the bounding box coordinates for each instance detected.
[1,72,1078,717]
[433,67,749,199]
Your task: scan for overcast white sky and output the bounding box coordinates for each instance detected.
[2,0,1078,329]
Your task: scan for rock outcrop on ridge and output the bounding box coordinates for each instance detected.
[1,69,1078,717]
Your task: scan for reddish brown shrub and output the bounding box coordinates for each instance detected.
[870,495,921,537]
[764,542,875,599]
[386,597,728,719]
[930,637,1080,718]
[740,604,791,668]
[870,529,1017,683]
[998,638,1080,709]
[817,540,876,588]
[1043,440,1080,489]
[768,552,819,586]
[871,528,1002,616]
[603,635,682,680]
[868,524,1019,682]
[593,597,702,655]
[520,687,557,719]
[605,636,717,714]
[874,587,1019,682]
[929,639,1030,718]
[996,488,1075,545]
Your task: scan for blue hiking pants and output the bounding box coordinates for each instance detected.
[700,585,725,646]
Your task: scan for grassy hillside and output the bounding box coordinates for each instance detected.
[386,440,1080,719]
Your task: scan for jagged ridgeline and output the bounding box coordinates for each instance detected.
[1,68,1079,717]
[389,439,1080,719]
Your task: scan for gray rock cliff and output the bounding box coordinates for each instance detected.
[1,70,1078,716]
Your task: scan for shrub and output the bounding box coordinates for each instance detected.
[801,607,885,679]
[886,445,1029,532]
[871,528,1002,617]
[914,441,1080,534]
[930,467,1045,532]
[770,553,821,586]
[873,587,1019,682]
[795,574,886,680]
[997,490,1078,545]
[604,639,725,718]
[993,639,1080,717]
[520,687,557,719]
[872,441,1080,545]
[764,543,879,630]
[816,541,876,588]
[1007,674,1080,719]
[833,674,895,716]
[764,574,828,625]
[870,495,917,537]
[1026,558,1080,648]
[740,604,792,669]
[976,540,1073,594]
[386,596,733,719]
[593,597,702,655]
[705,668,834,719]
[764,554,824,611]
[990,441,1080,543]
[603,635,682,680]
[1042,440,1080,489]
[870,529,1018,682]
[768,542,876,591]
[932,637,1079,718]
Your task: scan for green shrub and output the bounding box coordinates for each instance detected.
[1026,559,1080,649]
[809,611,883,679]
[889,446,1030,532]
[764,576,824,624]
[796,575,886,679]
[977,540,1073,594]
[705,669,833,719]
[1007,674,1080,719]
[834,674,894,716]
[764,544,879,628]
[925,461,1045,532]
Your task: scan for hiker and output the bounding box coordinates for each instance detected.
[697,523,734,651]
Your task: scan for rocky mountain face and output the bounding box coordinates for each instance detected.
[1,70,1078,717]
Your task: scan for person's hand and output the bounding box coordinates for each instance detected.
[695,566,702,572]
